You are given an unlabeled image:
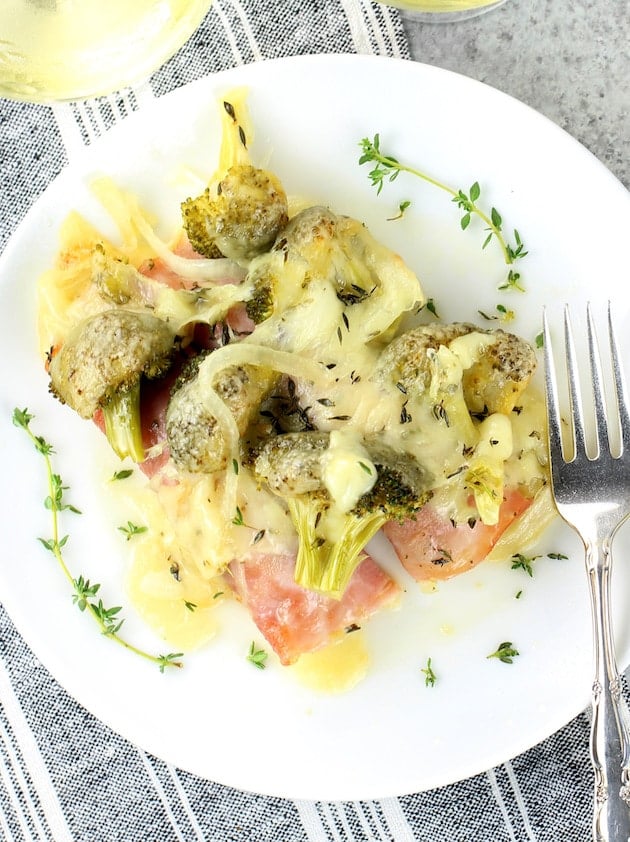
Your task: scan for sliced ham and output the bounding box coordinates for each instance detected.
[383,489,532,582]
[227,553,400,665]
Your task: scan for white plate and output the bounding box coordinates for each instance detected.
[1,54,629,801]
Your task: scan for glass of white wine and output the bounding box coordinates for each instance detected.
[0,0,212,103]
[382,0,508,21]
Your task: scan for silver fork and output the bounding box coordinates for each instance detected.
[544,303,630,841]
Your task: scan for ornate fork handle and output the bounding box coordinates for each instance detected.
[543,304,630,839]
[587,527,630,842]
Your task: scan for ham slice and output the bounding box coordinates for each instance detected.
[227,553,401,665]
[384,489,532,582]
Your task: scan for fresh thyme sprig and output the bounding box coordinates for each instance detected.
[511,551,569,577]
[511,553,540,577]
[12,407,183,673]
[478,304,515,324]
[358,134,528,290]
[387,200,411,221]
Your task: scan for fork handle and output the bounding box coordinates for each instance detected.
[587,540,630,842]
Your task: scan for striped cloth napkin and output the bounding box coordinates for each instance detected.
[0,0,607,839]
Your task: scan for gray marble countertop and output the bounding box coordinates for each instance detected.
[401,0,629,190]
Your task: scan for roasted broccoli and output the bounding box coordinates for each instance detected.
[244,207,336,325]
[373,323,538,526]
[48,309,176,462]
[245,205,423,338]
[243,252,283,325]
[461,328,537,415]
[181,164,288,263]
[166,357,278,473]
[253,431,432,598]
[376,322,537,414]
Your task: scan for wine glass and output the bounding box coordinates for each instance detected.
[0,0,212,103]
[382,0,508,22]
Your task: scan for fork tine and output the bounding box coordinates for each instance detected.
[564,305,587,460]
[586,302,607,458]
[542,308,566,465]
[607,301,630,454]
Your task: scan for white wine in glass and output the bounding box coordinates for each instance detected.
[381,0,507,19]
[0,0,212,103]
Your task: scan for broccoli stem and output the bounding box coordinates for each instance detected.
[317,512,387,598]
[287,499,321,591]
[102,384,145,463]
[289,498,387,599]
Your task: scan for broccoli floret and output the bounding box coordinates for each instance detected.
[48,310,176,462]
[169,349,212,397]
[353,445,431,520]
[462,328,537,415]
[252,431,328,493]
[376,323,474,396]
[315,448,432,597]
[181,164,288,263]
[244,204,423,341]
[376,323,537,415]
[243,207,327,326]
[253,432,431,598]
[166,357,278,473]
[244,272,275,325]
[244,206,368,326]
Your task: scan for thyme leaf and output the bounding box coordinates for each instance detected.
[510,552,541,577]
[158,652,185,673]
[247,641,268,670]
[232,506,266,545]
[421,657,437,687]
[478,304,515,323]
[118,521,148,541]
[424,298,440,319]
[111,469,133,481]
[487,641,519,664]
[387,200,411,221]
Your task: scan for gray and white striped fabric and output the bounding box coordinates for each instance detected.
[0,0,609,839]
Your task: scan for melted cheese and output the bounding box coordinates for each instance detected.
[321,430,376,513]
[115,482,224,649]
[122,469,296,650]
[126,529,222,651]
[449,330,497,369]
[152,469,296,578]
[288,631,370,694]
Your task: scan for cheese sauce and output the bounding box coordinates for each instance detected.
[288,631,370,694]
